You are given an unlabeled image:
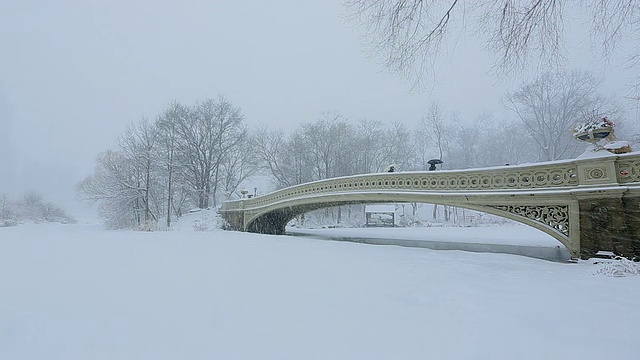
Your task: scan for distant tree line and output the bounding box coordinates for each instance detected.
[78,71,639,229]
[0,191,76,227]
[257,70,635,185]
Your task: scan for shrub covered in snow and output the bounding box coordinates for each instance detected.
[168,208,224,231]
[0,218,18,227]
[0,192,76,226]
[588,256,640,277]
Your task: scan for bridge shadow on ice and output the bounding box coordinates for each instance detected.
[286,226,572,262]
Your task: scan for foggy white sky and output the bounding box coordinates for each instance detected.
[0,0,637,212]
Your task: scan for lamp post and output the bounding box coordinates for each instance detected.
[239,189,248,231]
[427,159,444,220]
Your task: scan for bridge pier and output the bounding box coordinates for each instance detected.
[221,211,245,232]
[578,195,640,259]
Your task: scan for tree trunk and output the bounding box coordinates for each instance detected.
[166,148,173,228]
[144,158,151,224]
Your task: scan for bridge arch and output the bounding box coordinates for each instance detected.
[241,193,575,253]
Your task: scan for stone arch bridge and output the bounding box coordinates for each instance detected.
[219,153,640,259]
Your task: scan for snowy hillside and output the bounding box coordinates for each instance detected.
[1,222,639,359]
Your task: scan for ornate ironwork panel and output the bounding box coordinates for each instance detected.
[489,205,570,237]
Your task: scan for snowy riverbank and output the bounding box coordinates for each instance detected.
[1,223,638,359]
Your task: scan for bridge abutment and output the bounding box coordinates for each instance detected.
[579,195,640,259]
[621,196,640,258]
[222,211,245,232]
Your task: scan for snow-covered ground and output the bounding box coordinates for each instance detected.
[1,220,639,359]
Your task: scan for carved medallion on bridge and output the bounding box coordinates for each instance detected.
[587,168,606,180]
[489,205,570,237]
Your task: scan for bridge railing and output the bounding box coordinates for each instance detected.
[220,153,640,212]
[617,152,640,183]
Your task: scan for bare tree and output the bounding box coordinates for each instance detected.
[255,126,316,189]
[475,119,537,166]
[505,70,611,161]
[78,150,146,228]
[302,111,355,180]
[347,1,639,81]
[208,98,249,207]
[0,194,13,221]
[256,116,396,190]
[448,112,491,169]
[419,102,449,164]
[78,119,163,229]
[414,126,431,171]
[2,192,75,224]
[22,191,43,209]
[353,119,389,173]
[19,191,44,221]
[284,131,316,185]
[156,101,188,228]
[174,97,246,208]
[253,126,296,188]
[118,118,159,226]
[381,120,416,170]
[479,0,565,74]
[40,201,75,224]
[347,0,462,82]
[79,96,250,228]
[218,134,259,202]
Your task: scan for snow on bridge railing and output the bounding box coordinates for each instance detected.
[219,152,640,212]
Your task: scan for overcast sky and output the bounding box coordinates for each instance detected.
[1,0,637,212]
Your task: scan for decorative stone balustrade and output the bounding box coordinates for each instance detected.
[222,161,581,210]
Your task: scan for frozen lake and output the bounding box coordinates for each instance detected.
[287,225,572,261]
